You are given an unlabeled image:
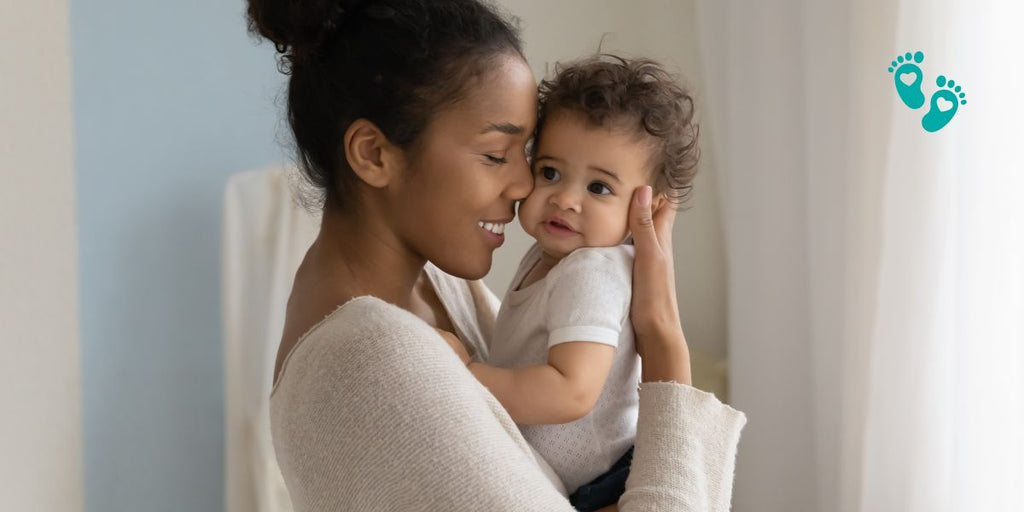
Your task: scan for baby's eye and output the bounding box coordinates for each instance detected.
[539,166,560,182]
[588,182,612,195]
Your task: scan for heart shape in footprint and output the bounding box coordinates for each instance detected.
[937,98,954,112]
[900,72,917,86]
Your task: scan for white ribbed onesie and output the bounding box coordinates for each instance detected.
[489,242,639,494]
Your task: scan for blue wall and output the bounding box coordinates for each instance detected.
[71,1,287,510]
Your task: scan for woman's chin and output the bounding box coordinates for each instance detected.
[432,252,491,281]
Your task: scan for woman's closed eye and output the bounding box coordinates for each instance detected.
[483,154,508,165]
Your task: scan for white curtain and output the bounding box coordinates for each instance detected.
[697,1,1024,511]
[223,167,314,512]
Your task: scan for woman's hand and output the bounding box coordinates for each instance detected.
[628,186,692,385]
[434,327,471,366]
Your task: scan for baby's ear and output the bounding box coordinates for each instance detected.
[652,193,668,213]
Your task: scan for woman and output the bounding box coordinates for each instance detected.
[250,0,747,510]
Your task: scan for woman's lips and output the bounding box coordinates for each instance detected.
[481,229,505,247]
[478,221,506,247]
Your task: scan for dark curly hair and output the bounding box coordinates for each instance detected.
[536,54,699,208]
[246,0,524,211]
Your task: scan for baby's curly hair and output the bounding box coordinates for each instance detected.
[536,54,699,207]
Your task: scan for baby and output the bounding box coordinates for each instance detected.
[454,54,698,511]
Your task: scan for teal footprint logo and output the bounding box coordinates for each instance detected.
[887,50,967,132]
[888,51,926,109]
[921,75,967,133]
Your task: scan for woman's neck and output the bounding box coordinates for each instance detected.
[305,205,426,311]
[274,204,430,386]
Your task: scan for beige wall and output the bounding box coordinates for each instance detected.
[0,1,83,510]
[487,1,730,370]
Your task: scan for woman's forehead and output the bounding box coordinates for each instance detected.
[436,94,537,139]
[447,57,537,127]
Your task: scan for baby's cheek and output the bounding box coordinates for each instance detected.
[590,207,632,246]
[617,204,636,240]
[613,216,632,244]
[517,194,540,232]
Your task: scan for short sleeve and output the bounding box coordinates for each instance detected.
[545,246,633,349]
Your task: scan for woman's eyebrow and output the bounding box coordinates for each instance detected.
[479,122,526,135]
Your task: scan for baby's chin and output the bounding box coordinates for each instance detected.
[535,238,582,260]
[540,233,634,258]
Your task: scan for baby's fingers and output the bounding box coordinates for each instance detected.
[434,327,471,365]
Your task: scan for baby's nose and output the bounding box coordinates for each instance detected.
[550,188,581,212]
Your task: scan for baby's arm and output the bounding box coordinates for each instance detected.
[469,247,632,424]
[467,340,614,425]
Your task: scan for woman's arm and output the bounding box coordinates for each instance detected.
[617,186,747,510]
[621,382,746,510]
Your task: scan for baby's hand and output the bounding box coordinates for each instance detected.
[434,327,471,366]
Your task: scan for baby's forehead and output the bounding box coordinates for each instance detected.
[534,117,658,178]
[538,108,654,147]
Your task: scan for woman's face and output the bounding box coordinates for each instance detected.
[385,54,537,279]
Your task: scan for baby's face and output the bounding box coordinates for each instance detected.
[518,109,654,260]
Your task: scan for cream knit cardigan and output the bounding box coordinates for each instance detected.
[270,266,747,511]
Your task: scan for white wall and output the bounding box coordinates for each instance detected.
[0,1,83,511]
[490,0,730,368]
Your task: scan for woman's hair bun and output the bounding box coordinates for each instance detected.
[246,0,365,66]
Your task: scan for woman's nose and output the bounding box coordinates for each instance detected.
[504,158,533,201]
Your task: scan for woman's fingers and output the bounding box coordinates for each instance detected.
[628,186,683,362]
[629,186,658,256]
[629,186,677,262]
[629,186,676,288]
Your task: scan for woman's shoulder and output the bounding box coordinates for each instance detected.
[271,295,449,397]
[286,295,409,352]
